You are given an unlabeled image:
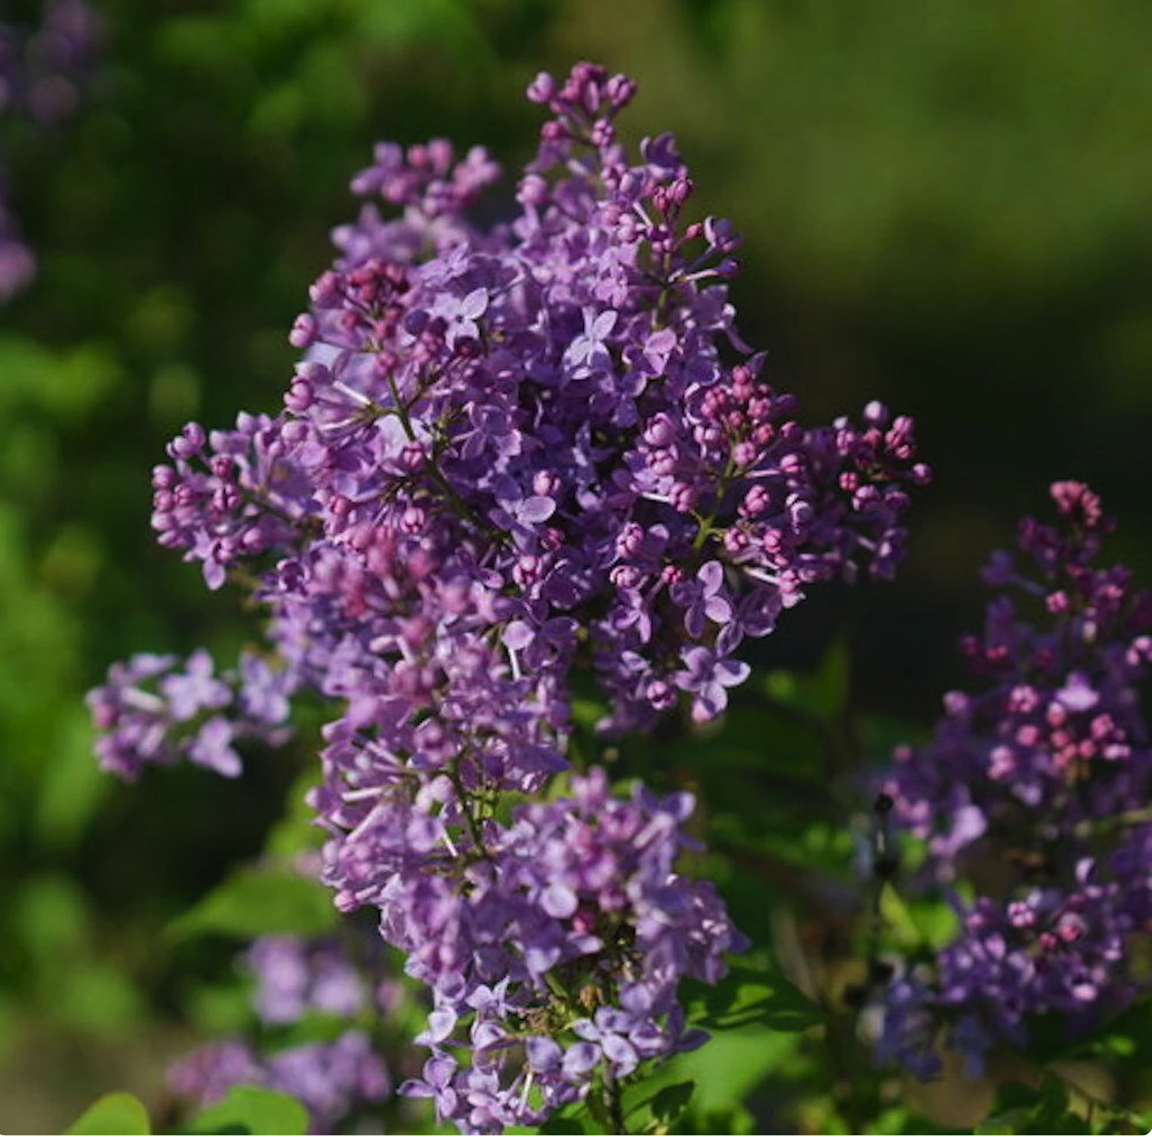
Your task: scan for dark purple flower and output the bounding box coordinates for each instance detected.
[875,484,1152,1077]
[671,560,733,638]
[675,645,750,722]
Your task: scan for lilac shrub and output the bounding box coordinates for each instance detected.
[0,0,100,300]
[91,62,926,1131]
[875,482,1152,1076]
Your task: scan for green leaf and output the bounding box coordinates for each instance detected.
[56,959,145,1035]
[14,874,91,968]
[167,865,338,942]
[66,1092,151,1135]
[977,1077,1083,1135]
[185,979,254,1035]
[975,1108,1032,1136]
[764,639,850,721]
[1073,993,1152,1070]
[625,1080,695,1132]
[685,953,821,1033]
[353,0,490,60]
[264,770,326,858]
[536,1116,587,1134]
[878,883,930,949]
[33,707,109,851]
[649,1080,695,1124]
[189,1085,308,1135]
[0,335,120,419]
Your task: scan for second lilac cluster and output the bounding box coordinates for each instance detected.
[875,482,1152,1076]
[169,933,391,1133]
[86,648,295,780]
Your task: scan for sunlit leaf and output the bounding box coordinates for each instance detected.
[66,1092,150,1135]
[167,865,338,941]
[189,1085,308,1135]
[685,952,821,1033]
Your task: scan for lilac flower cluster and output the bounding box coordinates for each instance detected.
[169,934,390,1133]
[93,63,926,1132]
[244,934,371,1024]
[0,0,99,300]
[392,768,744,1131]
[874,482,1152,1076]
[86,648,294,780]
[150,60,926,734]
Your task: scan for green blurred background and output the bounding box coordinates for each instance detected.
[2,0,1152,1129]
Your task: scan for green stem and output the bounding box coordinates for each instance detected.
[691,459,737,552]
[385,371,416,442]
[602,1068,627,1135]
[385,368,487,527]
[446,765,492,862]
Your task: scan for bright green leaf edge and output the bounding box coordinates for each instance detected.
[189,1084,309,1135]
[66,1092,151,1135]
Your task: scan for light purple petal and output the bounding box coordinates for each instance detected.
[526,1036,563,1072]
[541,881,578,918]
[519,495,556,525]
[460,287,489,320]
[503,621,534,651]
[562,1041,600,1079]
[590,309,618,339]
[698,560,724,592]
[715,658,750,687]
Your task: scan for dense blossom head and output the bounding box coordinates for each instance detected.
[245,934,369,1024]
[396,768,744,1133]
[93,61,928,1134]
[873,482,1152,1076]
[170,1030,389,1134]
[145,59,926,742]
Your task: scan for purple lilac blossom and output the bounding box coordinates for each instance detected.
[169,933,391,1133]
[246,934,368,1024]
[170,1031,389,1134]
[93,62,928,1132]
[142,60,927,738]
[874,482,1152,1077]
[86,648,295,780]
[395,768,743,1132]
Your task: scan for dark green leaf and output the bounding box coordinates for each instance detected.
[764,640,850,722]
[977,1078,1083,1135]
[648,1081,695,1125]
[685,953,821,1032]
[1069,994,1152,1070]
[537,1116,588,1134]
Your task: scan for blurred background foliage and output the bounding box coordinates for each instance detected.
[2,0,1151,1129]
